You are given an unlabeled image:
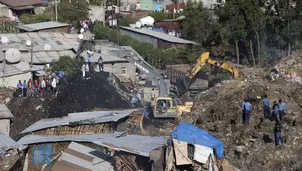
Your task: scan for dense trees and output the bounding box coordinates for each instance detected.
[181,0,302,66]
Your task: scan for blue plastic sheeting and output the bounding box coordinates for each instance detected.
[152,28,165,33]
[171,122,224,158]
[32,144,53,165]
[154,3,162,12]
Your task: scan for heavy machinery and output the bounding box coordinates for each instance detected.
[121,47,193,118]
[176,52,239,94]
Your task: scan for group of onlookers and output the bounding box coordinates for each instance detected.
[14,72,64,98]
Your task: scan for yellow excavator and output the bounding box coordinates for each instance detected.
[177,52,239,93]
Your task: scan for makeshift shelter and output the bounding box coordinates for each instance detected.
[171,122,224,159]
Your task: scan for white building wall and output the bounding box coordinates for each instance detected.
[103,62,136,81]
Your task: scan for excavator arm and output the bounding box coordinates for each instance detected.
[177,52,239,94]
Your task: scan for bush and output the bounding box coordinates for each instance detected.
[19,14,50,24]
[93,24,187,64]
[51,56,82,75]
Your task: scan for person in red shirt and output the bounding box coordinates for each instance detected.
[28,79,33,96]
[33,79,39,96]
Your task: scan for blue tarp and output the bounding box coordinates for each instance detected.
[152,28,165,33]
[171,122,224,158]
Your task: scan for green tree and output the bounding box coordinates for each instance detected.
[182,1,214,47]
[57,0,89,25]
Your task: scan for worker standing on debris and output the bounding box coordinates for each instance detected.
[98,56,103,71]
[241,98,246,124]
[81,63,86,79]
[28,79,33,97]
[278,99,286,122]
[34,79,39,96]
[274,123,282,146]
[271,101,279,121]
[17,80,23,97]
[40,77,46,96]
[22,80,28,97]
[263,95,270,119]
[150,88,155,101]
[243,99,252,125]
[51,78,57,96]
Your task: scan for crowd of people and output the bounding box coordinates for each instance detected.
[14,72,64,98]
[241,95,286,146]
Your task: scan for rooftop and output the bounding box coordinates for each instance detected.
[20,109,137,134]
[0,32,79,64]
[0,104,13,119]
[120,26,197,44]
[51,142,115,171]
[17,21,70,32]
[0,62,40,77]
[0,132,17,153]
[0,0,45,9]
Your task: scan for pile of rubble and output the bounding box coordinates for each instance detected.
[184,54,302,170]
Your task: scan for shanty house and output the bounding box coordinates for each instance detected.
[120,26,197,49]
[20,109,138,136]
[17,133,168,171]
[18,109,138,170]
[17,21,70,33]
[0,104,14,135]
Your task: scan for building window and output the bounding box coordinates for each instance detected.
[121,67,127,75]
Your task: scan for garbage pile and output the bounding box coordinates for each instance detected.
[46,72,132,118]
[184,58,302,170]
[8,72,133,140]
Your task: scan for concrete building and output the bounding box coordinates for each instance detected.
[120,26,197,49]
[81,45,137,82]
[17,21,70,33]
[0,104,13,135]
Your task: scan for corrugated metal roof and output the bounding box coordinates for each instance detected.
[17,133,121,145]
[93,134,167,157]
[17,22,70,32]
[16,133,167,157]
[0,132,17,153]
[0,32,79,64]
[0,104,13,119]
[51,142,115,171]
[120,26,197,44]
[0,62,39,77]
[20,109,137,134]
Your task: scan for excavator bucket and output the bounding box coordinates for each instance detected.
[176,76,191,95]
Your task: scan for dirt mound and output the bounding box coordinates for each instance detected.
[185,80,302,171]
[46,72,132,118]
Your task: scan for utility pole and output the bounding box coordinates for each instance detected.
[55,0,58,22]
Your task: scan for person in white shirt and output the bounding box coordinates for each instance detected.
[51,78,57,96]
[41,78,46,96]
[81,63,86,78]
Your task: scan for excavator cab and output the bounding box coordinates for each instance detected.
[153,97,180,118]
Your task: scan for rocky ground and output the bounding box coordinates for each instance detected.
[7,71,132,140]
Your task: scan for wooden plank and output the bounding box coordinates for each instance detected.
[64,148,94,162]
[52,160,92,171]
